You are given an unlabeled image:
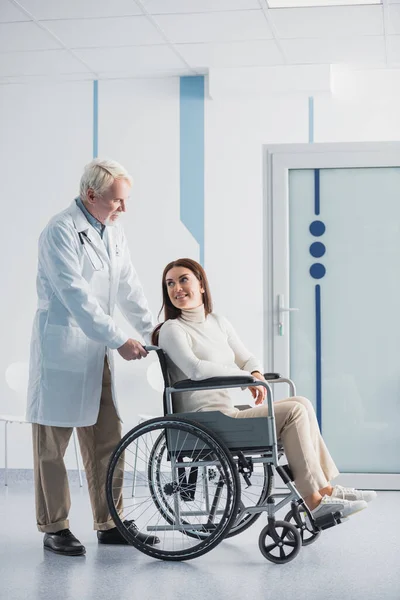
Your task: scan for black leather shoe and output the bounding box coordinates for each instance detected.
[97,520,160,546]
[44,529,86,556]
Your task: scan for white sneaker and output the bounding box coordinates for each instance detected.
[310,495,368,520]
[331,485,377,503]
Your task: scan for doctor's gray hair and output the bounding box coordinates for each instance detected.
[79,158,133,200]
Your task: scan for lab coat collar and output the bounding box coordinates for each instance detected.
[68,200,91,234]
[67,201,112,267]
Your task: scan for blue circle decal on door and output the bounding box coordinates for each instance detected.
[310,242,326,258]
[310,263,326,279]
[309,220,326,236]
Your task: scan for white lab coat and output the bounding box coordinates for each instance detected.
[26,201,154,427]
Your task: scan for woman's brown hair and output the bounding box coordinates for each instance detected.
[151,258,213,345]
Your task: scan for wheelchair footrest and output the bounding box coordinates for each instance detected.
[314,511,348,530]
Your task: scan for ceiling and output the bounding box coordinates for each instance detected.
[0,0,399,84]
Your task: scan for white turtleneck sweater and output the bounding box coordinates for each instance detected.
[158,305,263,415]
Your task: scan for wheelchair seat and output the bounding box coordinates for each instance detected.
[174,410,275,453]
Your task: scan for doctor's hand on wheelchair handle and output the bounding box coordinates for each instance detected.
[117,339,148,361]
[249,371,267,405]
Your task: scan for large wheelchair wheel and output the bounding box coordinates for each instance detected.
[106,416,240,561]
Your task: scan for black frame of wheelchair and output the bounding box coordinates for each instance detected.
[106,345,346,563]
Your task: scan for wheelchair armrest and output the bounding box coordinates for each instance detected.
[263,372,281,380]
[172,375,256,390]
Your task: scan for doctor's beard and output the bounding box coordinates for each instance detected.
[104,212,124,227]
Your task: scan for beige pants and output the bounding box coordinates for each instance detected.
[234,396,339,497]
[32,358,123,533]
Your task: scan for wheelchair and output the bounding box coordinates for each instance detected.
[106,346,346,563]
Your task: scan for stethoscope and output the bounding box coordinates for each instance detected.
[78,230,122,271]
[78,231,105,271]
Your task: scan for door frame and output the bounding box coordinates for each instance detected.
[263,141,400,490]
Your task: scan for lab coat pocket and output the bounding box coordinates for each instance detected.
[42,324,88,372]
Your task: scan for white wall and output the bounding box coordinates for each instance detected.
[0,77,197,469]
[1,65,400,468]
[0,82,92,469]
[205,88,308,360]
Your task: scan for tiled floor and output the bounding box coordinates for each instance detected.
[0,481,399,600]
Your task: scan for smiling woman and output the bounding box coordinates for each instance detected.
[152,257,376,523]
[152,258,213,345]
[166,266,205,308]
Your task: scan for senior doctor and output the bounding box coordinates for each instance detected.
[26,158,159,556]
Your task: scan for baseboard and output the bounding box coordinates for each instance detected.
[2,469,398,490]
[0,469,86,485]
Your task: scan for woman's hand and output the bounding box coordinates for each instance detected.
[249,371,266,405]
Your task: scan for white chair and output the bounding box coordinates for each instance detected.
[0,414,83,487]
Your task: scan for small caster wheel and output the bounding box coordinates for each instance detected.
[258,520,301,564]
[284,508,321,546]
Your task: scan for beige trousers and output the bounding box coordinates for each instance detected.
[234,396,339,497]
[32,358,123,533]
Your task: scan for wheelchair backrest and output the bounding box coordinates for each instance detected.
[153,348,172,415]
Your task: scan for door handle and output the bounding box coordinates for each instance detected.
[277,294,299,336]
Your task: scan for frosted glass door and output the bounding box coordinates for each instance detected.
[288,167,400,477]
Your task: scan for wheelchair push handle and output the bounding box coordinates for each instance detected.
[144,345,166,360]
[144,345,160,352]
